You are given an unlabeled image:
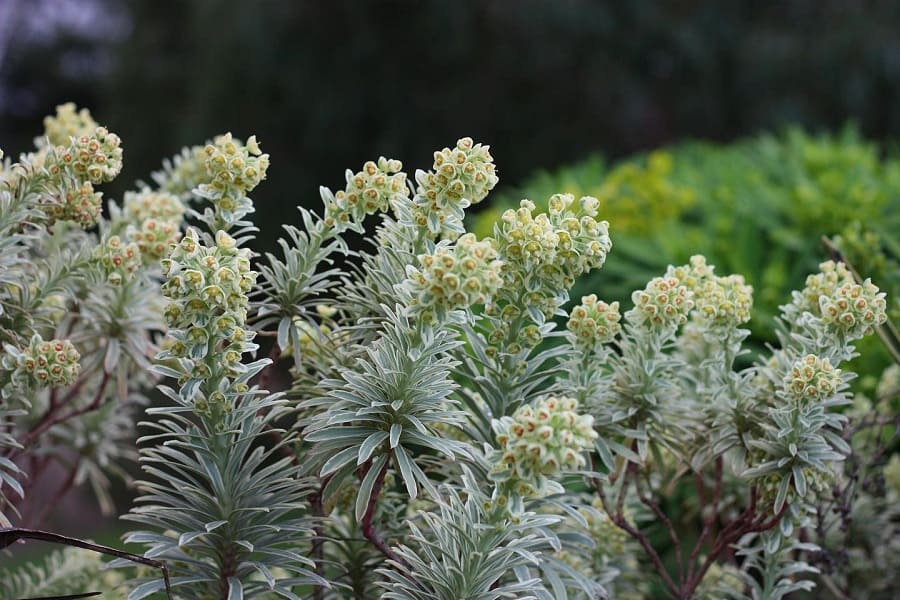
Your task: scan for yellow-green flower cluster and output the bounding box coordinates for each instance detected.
[666,255,753,331]
[162,229,255,328]
[493,195,611,317]
[129,219,181,263]
[411,137,498,238]
[498,195,610,283]
[120,189,185,264]
[94,235,141,286]
[160,229,256,387]
[55,127,123,184]
[122,189,185,223]
[819,277,887,339]
[403,233,502,322]
[199,133,269,201]
[795,260,854,315]
[492,395,597,496]
[40,102,99,147]
[783,354,842,402]
[39,180,103,228]
[4,334,81,389]
[693,274,753,330]
[567,295,621,350]
[323,157,407,231]
[628,275,693,330]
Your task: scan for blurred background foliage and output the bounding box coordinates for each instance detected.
[4,0,900,258]
[472,127,900,387]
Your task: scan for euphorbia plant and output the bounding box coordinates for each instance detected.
[0,105,892,600]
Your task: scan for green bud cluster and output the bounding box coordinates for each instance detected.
[160,229,257,388]
[492,395,597,497]
[3,334,81,389]
[411,137,498,239]
[783,354,842,402]
[818,277,887,339]
[403,233,502,322]
[40,102,99,147]
[199,133,269,201]
[567,295,621,350]
[55,127,123,185]
[322,157,407,231]
[94,235,141,286]
[628,275,693,330]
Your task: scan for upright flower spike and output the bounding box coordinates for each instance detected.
[411,137,499,239]
[199,132,270,199]
[159,228,257,407]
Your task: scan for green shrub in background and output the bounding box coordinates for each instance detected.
[473,126,900,384]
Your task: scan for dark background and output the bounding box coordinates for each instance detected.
[3,0,900,253]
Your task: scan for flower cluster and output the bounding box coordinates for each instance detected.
[692,274,754,330]
[795,260,854,315]
[322,157,407,231]
[115,189,185,264]
[39,180,103,228]
[490,195,612,325]
[567,295,621,350]
[492,395,597,496]
[55,126,123,185]
[666,255,753,331]
[3,334,81,390]
[160,229,256,391]
[94,235,141,286]
[627,275,693,330]
[402,233,502,322]
[122,189,185,224]
[819,277,887,339]
[783,354,842,402]
[40,102,99,147]
[411,137,499,239]
[198,133,270,201]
